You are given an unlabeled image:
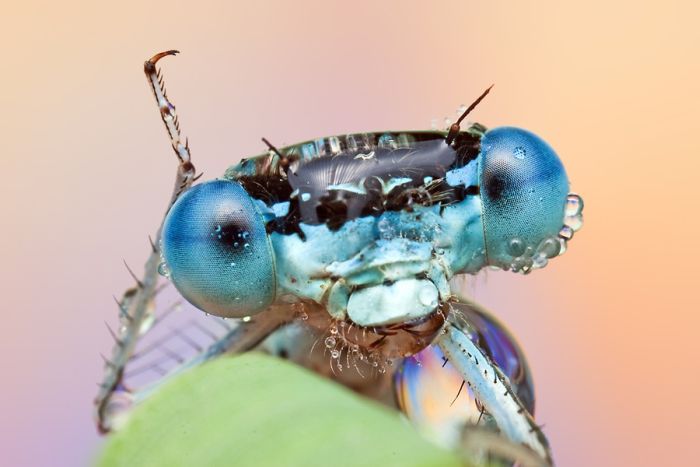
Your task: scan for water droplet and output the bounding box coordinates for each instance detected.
[300,192,311,202]
[372,361,379,368]
[242,316,252,323]
[378,366,386,374]
[324,337,336,348]
[565,193,584,216]
[456,104,467,115]
[430,118,439,130]
[557,237,568,256]
[230,262,237,267]
[330,326,338,335]
[300,312,309,321]
[377,217,391,234]
[386,359,394,367]
[508,238,525,257]
[331,350,340,359]
[512,146,526,160]
[241,231,250,239]
[565,214,584,232]
[244,243,250,249]
[559,225,574,240]
[418,285,438,308]
[532,254,548,268]
[537,237,561,258]
[139,313,155,335]
[157,262,170,278]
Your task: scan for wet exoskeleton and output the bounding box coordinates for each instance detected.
[95,51,583,467]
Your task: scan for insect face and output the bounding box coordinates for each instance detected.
[97,53,577,464]
[478,127,576,273]
[162,180,276,317]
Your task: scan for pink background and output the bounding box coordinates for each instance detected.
[2,1,698,465]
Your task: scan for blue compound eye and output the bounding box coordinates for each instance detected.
[479,127,569,272]
[162,180,276,317]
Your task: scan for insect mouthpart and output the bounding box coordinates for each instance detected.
[301,301,450,360]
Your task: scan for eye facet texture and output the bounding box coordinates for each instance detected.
[162,180,276,317]
[479,127,569,270]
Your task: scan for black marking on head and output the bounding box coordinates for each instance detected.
[232,129,483,237]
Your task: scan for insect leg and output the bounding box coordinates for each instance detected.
[143,50,198,208]
[436,301,552,465]
[94,51,199,433]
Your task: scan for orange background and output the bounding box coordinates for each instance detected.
[2,1,698,465]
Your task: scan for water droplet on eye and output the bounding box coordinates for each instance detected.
[565,193,584,216]
[244,243,250,249]
[241,231,250,239]
[557,237,568,256]
[418,285,438,308]
[215,225,222,233]
[324,336,336,348]
[508,238,525,256]
[565,214,584,232]
[331,350,340,359]
[559,225,574,240]
[532,254,548,268]
[157,262,170,278]
[512,146,526,160]
[537,238,561,258]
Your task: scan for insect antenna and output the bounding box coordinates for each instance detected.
[445,84,494,146]
[261,137,283,158]
[262,137,290,171]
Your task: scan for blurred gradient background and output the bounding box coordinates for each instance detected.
[2,1,698,465]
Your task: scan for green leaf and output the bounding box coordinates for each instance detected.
[98,353,464,467]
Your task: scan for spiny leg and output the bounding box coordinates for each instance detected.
[436,300,552,465]
[95,51,198,433]
[143,50,198,207]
